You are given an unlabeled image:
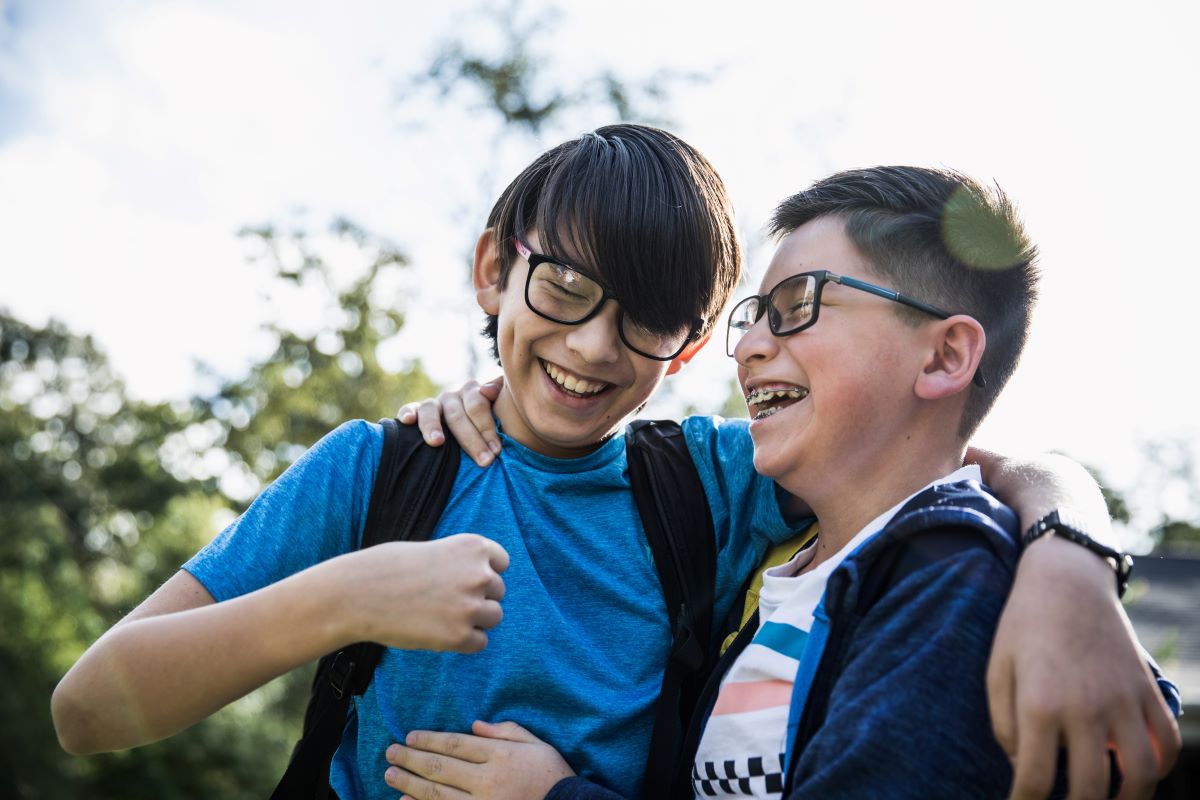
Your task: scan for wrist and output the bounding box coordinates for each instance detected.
[1022,511,1133,598]
[299,552,368,651]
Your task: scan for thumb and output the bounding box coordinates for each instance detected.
[472,720,543,744]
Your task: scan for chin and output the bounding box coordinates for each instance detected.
[751,446,785,481]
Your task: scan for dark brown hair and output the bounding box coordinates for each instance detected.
[771,166,1040,437]
[482,124,741,361]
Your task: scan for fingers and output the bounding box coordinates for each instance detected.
[1008,712,1059,800]
[401,730,497,762]
[471,599,503,634]
[484,538,510,574]
[1110,689,1180,800]
[478,375,504,401]
[384,761,471,800]
[1062,721,1109,800]
[398,402,420,425]
[987,637,1017,758]
[415,398,446,446]
[461,380,502,460]
[1111,721,1159,800]
[471,719,541,744]
[439,382,499,467]
[1142,688,1181,778]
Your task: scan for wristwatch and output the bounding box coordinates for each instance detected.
[1022,509,1134,598]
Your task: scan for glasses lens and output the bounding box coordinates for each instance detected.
[621,317,692,360]
[527,261,605,322]
[769,274,817,333]
[725,296,763,356]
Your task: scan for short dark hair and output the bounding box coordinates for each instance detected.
[482,124,740,361]
[770,166,1039,438]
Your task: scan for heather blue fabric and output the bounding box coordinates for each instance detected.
[184,416,792,800]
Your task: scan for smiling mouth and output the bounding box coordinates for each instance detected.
[745,386,809,420]
[541,359,611,397]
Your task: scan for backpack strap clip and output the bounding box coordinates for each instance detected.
[325,651,357,701]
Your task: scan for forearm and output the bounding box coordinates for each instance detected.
[974,450,1112,541]
[52,560,356,754]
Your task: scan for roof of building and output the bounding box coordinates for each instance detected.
[1124,554,1200,740]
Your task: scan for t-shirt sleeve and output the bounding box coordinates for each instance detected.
[682,415,794,549]
[182,419,383,602]
[681,416,803,621]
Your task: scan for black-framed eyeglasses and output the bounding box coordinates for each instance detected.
[514,237,703,361]
[726,269,986,388]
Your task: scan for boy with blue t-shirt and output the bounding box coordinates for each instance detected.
[53,124,793,799]
[53,131,1177,799]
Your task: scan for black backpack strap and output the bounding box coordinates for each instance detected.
[271,419,460,800]
[625,419,717,800]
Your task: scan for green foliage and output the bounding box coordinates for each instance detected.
[1150,519,1200,556]
[0,215,436,797]
[412,0,705,134]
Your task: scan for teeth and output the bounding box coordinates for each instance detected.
[542,361,606,395]
[745,387,809,405]
[754,406,783,421]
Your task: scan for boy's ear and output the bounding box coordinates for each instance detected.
[473,229,503,315]
[665,330,712,376]
[914,315,986,400]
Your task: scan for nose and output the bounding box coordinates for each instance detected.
[732,312,778,367]
[564,300,622,365]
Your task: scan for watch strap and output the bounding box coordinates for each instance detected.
[1022,509,1134,598]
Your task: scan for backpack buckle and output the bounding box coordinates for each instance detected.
[327,651,357,700]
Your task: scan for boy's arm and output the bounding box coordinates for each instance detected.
[973,449,1181,798]
[52,535,508,755]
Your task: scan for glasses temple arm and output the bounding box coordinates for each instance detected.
[834,274,986,387]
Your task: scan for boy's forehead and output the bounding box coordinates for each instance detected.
[527,227,599,273]
[760,216,871,291]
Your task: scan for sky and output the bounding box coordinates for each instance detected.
[2,0,1198,539]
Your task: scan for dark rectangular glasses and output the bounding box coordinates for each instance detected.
[514,237,701,361]
[726,269,986,387]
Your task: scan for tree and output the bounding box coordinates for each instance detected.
[3,4,704,795]
[0,217,438,798]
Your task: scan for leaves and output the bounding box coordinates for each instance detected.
[0,213,437,797]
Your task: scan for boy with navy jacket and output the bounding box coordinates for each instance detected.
[688,168,1182,797]
[54,133,1176,799]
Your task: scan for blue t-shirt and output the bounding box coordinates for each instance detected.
[184,416,794,799]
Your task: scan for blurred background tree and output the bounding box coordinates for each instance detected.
[0,218,436,797]
[4,2,1197,797]
[0,4,696,797]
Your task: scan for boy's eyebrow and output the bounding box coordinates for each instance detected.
[522,237,611,290]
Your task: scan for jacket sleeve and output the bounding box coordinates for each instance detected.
[785,528,1015,799]
[545,776,628,800]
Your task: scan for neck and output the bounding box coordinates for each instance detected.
[492,385,613,459]
[795,427,966,573]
